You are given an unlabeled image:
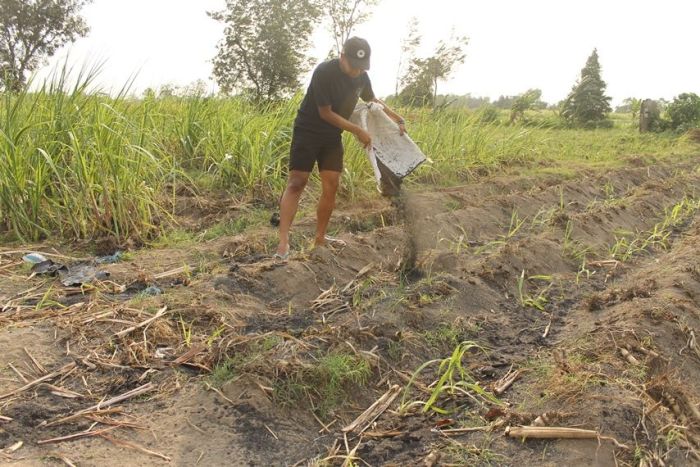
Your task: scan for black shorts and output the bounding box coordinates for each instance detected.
[289,128,344,172]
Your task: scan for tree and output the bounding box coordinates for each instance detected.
[665,93,700,131]
[0,0,91,92]
[510,88,543,124]
[323,0,379,56]
[394,16,420,96]
[617,97,641,120]
[209,0,320,101]
[493,95,516,109]
[398,33,469,107]
[434,93,491,109]
[560,49,612,127]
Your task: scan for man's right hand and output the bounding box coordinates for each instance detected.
[356,128,372,149]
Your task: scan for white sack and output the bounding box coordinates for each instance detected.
[350,103,427,185]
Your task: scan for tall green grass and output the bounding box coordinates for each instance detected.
[0,65,173,242]
[1,67,696,243]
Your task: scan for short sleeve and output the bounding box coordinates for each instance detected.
[360,74,375,102]
[311,65,332,108]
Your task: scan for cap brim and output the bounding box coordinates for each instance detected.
[348,57,370,71]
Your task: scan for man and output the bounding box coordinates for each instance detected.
[275,37,406,260]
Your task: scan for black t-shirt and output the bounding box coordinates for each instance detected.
[294,59,375,139]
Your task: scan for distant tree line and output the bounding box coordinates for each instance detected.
[3,0,699,132]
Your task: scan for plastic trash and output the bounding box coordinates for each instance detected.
[96,251,123,264]
[58,263,110,287]
[31,260,67,276]
[23,253,48,264]
[25,254,111,287]
[140,286,163,296]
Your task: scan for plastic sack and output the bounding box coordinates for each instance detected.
[350,102,427,195]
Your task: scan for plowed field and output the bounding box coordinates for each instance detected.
[2,155,700,466]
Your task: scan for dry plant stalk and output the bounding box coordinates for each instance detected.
[363,430,404,438]
[0,362,76,401]
[38,425,118,445]
[505,426,629,449]
[619,348,640,365]
[341,433,362,467]
[437,425,490,436]
[542,315,553,339]
[24,347,47,374]
[46,383,155,427]
[494,367,523,396]
[48,454,77,467]
[113,306,168,338]
[531,412,556,427]
[587,260,620,268]
[342,384,401,434]
[3,441,23,454]
[100,434,171,461]
[153,265,196,280]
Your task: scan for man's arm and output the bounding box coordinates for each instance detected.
[318,106,372,148]
[372,98,407,135]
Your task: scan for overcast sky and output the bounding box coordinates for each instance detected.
[36,0,699,106]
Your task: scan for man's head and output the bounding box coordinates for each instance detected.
[340,37,371,78]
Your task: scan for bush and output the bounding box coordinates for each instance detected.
[666,93,700,132]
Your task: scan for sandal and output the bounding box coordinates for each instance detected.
[273,251,290,261]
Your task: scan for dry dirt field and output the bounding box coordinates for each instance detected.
[2,155,700,466]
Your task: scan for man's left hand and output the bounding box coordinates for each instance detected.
[398,121,406,136]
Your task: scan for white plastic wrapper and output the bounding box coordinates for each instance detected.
[350,103,427,186]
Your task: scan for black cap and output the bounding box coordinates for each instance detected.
[343,37,371,70]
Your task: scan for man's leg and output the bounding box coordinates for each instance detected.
[315,169,341,247]
[277,170,310,256]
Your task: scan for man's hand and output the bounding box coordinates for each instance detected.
[355,128,372,148]
[398,121,406,136]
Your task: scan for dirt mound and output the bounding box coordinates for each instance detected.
[2,156,700,465]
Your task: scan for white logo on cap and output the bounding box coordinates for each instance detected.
[357,49,366,58]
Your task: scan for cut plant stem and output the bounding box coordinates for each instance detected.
[342,384,401,434]
[619,348,640,365]
[505,426,630,449]
[494,367,523,396]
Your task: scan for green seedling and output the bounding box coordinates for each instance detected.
[438,225,472,254]
[517,270,551,311]
[576,258,595,285]
[34,284,65,311]
[563,220,591,262]
[178,316,193,348]
[206,325,225,348]
[505,210,526,239]
[475,210,526,255]
[400,341,500,414]
[609,196,700,261]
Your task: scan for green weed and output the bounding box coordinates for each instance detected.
[516,270,551,311]
[609,196,700,261]
[276,351,371,417]
[401,341,500,415]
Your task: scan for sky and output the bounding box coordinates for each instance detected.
[35,0,700,106]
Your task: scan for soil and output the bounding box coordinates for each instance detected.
[2,154,700,466]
